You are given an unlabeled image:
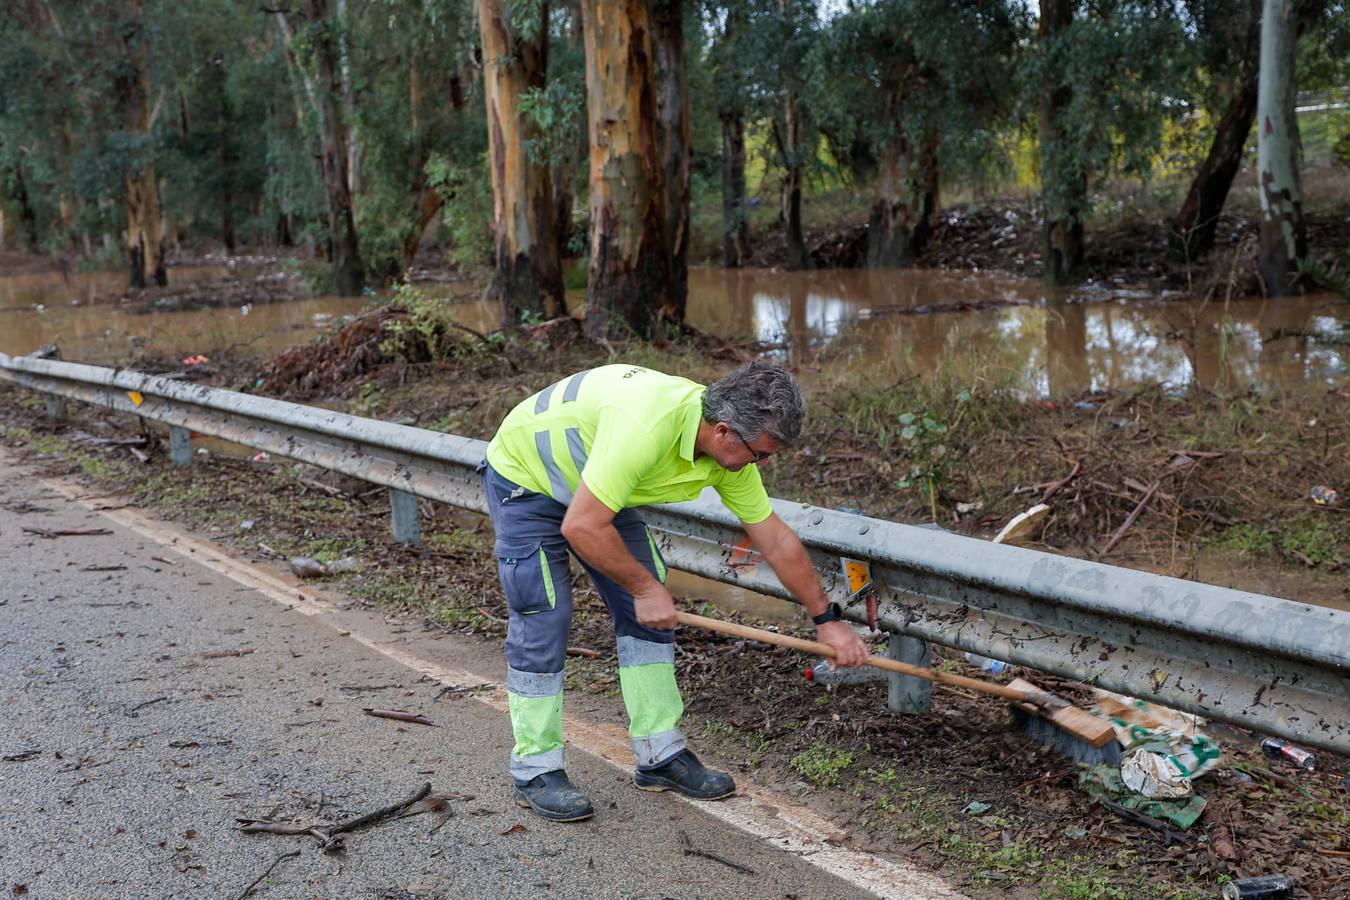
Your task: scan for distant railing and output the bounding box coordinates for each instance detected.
[2,350,1346,756]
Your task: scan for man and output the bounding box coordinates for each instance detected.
[480,360,869,822]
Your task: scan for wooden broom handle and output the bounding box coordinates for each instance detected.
[675,611,1038,705]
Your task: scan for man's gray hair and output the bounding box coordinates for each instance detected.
[702,360,806,444]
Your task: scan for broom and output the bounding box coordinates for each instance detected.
[676,610,1123,765]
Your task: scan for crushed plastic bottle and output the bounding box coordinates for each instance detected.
[963,652,1010,674]
[803,659,887,686]
[324,556,361,575]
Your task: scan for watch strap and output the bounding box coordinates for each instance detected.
[811,602,842,626]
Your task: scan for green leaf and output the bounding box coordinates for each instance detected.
[900,425,919,441]
[898,412,916,426]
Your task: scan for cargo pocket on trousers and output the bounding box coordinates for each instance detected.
[496,540,558,615]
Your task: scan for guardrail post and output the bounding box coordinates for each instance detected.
[43,393,66,421]
[887,633,932,714]
[169,426,193,467]
[390,488,421,547]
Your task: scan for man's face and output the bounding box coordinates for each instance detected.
[713,422,780,472]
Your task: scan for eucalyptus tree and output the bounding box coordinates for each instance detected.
[707,1,753,267]
[653,0,692,316]
[273,0,364,295]
[1172,0,1263,262]
[578,0,674,339]
[477,0,564,325]
[812,0,1022,268]
[773,0,815,270]
[1029,0,1191,286]
[1256,0,1305,296]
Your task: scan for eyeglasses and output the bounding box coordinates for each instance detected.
[729,427,772,463]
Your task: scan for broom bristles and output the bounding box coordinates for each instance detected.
[1012,707,1123,766]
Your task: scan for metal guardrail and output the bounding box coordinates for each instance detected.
[2,351,1347,756]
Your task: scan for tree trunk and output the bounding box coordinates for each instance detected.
[11,161,42,252]
[867,131,939,267]
[1256,0,1306,297]
[780,90,808,270]
[714,4,750,268]
[778,0,808,272]
[1038,0,1084,287]
[720,111,751,267]
[579,0,672,341]
[335,0,360,198]
[652,0,690,321]
[478,0,564,327]
[305,0,364,296]
[1174,75,1259,262]
[118,8,166,289]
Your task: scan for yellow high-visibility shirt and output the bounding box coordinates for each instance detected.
[485,364,773,524]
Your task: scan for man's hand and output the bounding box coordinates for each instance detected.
[816,619,870,668]
[634,583,679,631]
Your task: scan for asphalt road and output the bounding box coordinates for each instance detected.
[0,454,962,900]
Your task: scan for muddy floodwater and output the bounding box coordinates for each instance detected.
[4,264,1345,398]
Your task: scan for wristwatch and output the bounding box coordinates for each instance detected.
[811,602,843,626]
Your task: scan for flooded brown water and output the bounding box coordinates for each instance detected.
[681,268,1348,397]
[3,264,1345,398]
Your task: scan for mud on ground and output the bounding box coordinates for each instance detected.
[2,321,1347,899]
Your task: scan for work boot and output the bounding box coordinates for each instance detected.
[633,749,735,800]
[513,770,595,822]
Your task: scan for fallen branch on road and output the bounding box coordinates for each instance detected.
[235,849,301,900]
[238,782,432,853]
[679,830,756,875]
[362,708,435,726]
[22,526,112,538]
[127,696,167,716]
[202,648,256,659]
[433,683,497,700]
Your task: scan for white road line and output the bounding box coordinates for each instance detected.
[42,472,966,900]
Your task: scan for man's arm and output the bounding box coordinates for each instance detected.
[743,512,870,667]
[561,480,678,629]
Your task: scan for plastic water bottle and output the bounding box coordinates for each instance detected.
[964,652,1010,674]
[803,659,887,686]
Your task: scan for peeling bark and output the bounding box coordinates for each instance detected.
[653,0,689,320]
[478,0,563,327]
[580,0,672,340]
[117,6,166,289]
[1038,0,1084,287]
[1256,0,1308,297]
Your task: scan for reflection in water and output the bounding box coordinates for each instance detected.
[686,268,1346,396]
[3,264,1345,398]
